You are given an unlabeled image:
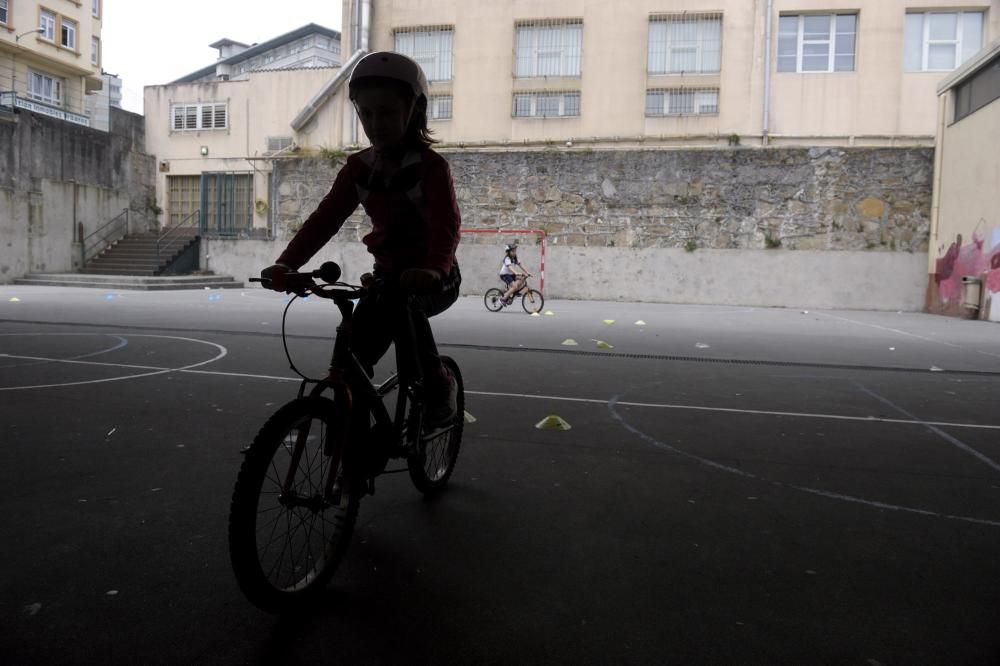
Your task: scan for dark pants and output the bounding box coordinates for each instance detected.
[351,264,460,393]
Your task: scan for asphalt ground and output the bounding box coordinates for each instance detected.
[1,285,999,665]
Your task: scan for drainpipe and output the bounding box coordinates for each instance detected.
[762,0,773,145]
[350,0,372,146]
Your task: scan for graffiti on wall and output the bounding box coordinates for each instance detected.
[933,222,1000,304]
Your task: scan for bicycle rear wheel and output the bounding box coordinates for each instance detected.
[484,288,504,312]
[408,356,464,495]
[521,289,544,314]
[229,397,360,612]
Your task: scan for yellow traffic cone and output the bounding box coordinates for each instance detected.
[535,415,572,431]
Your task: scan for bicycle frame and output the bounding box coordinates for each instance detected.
[285,281,433,496]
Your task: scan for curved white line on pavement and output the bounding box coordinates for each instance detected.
[0,333,128,369]
[0,334,227,391]
[606,394,1000,529]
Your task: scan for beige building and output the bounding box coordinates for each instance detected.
[144,24,344,235]
[338,0,999,148]
[928,37,1000,321]
[1,0,104,127]
[145,0,997,240]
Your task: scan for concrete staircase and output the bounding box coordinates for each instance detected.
[13,273,244,290]
[83,231,198,276]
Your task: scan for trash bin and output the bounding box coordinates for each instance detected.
[961,276,982,311]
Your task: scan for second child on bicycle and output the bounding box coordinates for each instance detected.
[261,51,461,428]
[498,243,530,304]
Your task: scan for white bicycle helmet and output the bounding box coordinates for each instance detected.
[349,51,428,101]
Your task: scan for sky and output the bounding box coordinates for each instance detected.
[102,1,343,113]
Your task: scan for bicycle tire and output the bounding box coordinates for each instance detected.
[408,356,464,495]
[521,289,544,314]
[229,397,360,612]
[484,288,504,312]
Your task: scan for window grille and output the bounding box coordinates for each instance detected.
[266,137,293,153]
[646,88,719,116]
[778,14,856,73]
[429,95,453,120]
[171,102,228,131]
[394,26,454,82]
[512,91,580,118]
[905,11,984,72]
[515,19,583,78]
[648,13,722,74]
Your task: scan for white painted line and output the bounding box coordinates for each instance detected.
[605,395,1000,529]
[815,312,964,348]
[853,381,1000,473]
[465,390,1000,431]
[0,335,227,391]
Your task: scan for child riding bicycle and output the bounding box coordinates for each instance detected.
[261,51,461,429]
[498,243,530,304]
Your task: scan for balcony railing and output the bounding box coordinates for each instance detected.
[0,91,91,127]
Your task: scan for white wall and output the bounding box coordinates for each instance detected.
[205,238,927,310]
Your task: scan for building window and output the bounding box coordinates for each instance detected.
[394,27,454,82]
[905,11,984,72]
[515,20,583,78]
[512,91,580,118]
[778,14,856,73]
[91,37,100,66]
[954,58,1000,123]
[40,10,57,41]
[429,95,452,120]
[92,0,101,19]
[171,102,228,131]
[28,70,63,105]
[648,14,722,75]
[0,0,8,26]
[646,88,719,116]
[61,17,77,50]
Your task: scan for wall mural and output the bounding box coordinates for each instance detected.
[933,222,1000,306]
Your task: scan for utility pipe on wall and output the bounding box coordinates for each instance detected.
[762,0,773,145]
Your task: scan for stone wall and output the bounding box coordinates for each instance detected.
[241,146,935,309]
[0,107,156,282]
[271,147,933,253]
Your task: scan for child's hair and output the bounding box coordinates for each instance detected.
[350,77,437,148]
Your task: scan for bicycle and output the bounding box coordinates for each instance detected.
[228,262,465,613]
[484,274,544,314]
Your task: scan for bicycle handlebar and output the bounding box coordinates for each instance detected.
[250,261,366,300]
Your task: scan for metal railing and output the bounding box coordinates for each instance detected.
[81,208,129,266]
[156,210,201,266]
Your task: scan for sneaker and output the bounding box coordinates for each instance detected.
[424,372,458,430]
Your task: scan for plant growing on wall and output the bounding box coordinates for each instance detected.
[146,198,163,216]
[685,239,698,252]
[764,232,782,249]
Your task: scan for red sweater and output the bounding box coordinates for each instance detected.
[277,146,461,275]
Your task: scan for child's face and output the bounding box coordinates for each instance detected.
[353,87,411,151]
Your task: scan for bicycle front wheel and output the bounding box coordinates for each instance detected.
[408,356,464,495]
[521,289,544,314]
[228,397,360,613]
[484,288,504,312]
